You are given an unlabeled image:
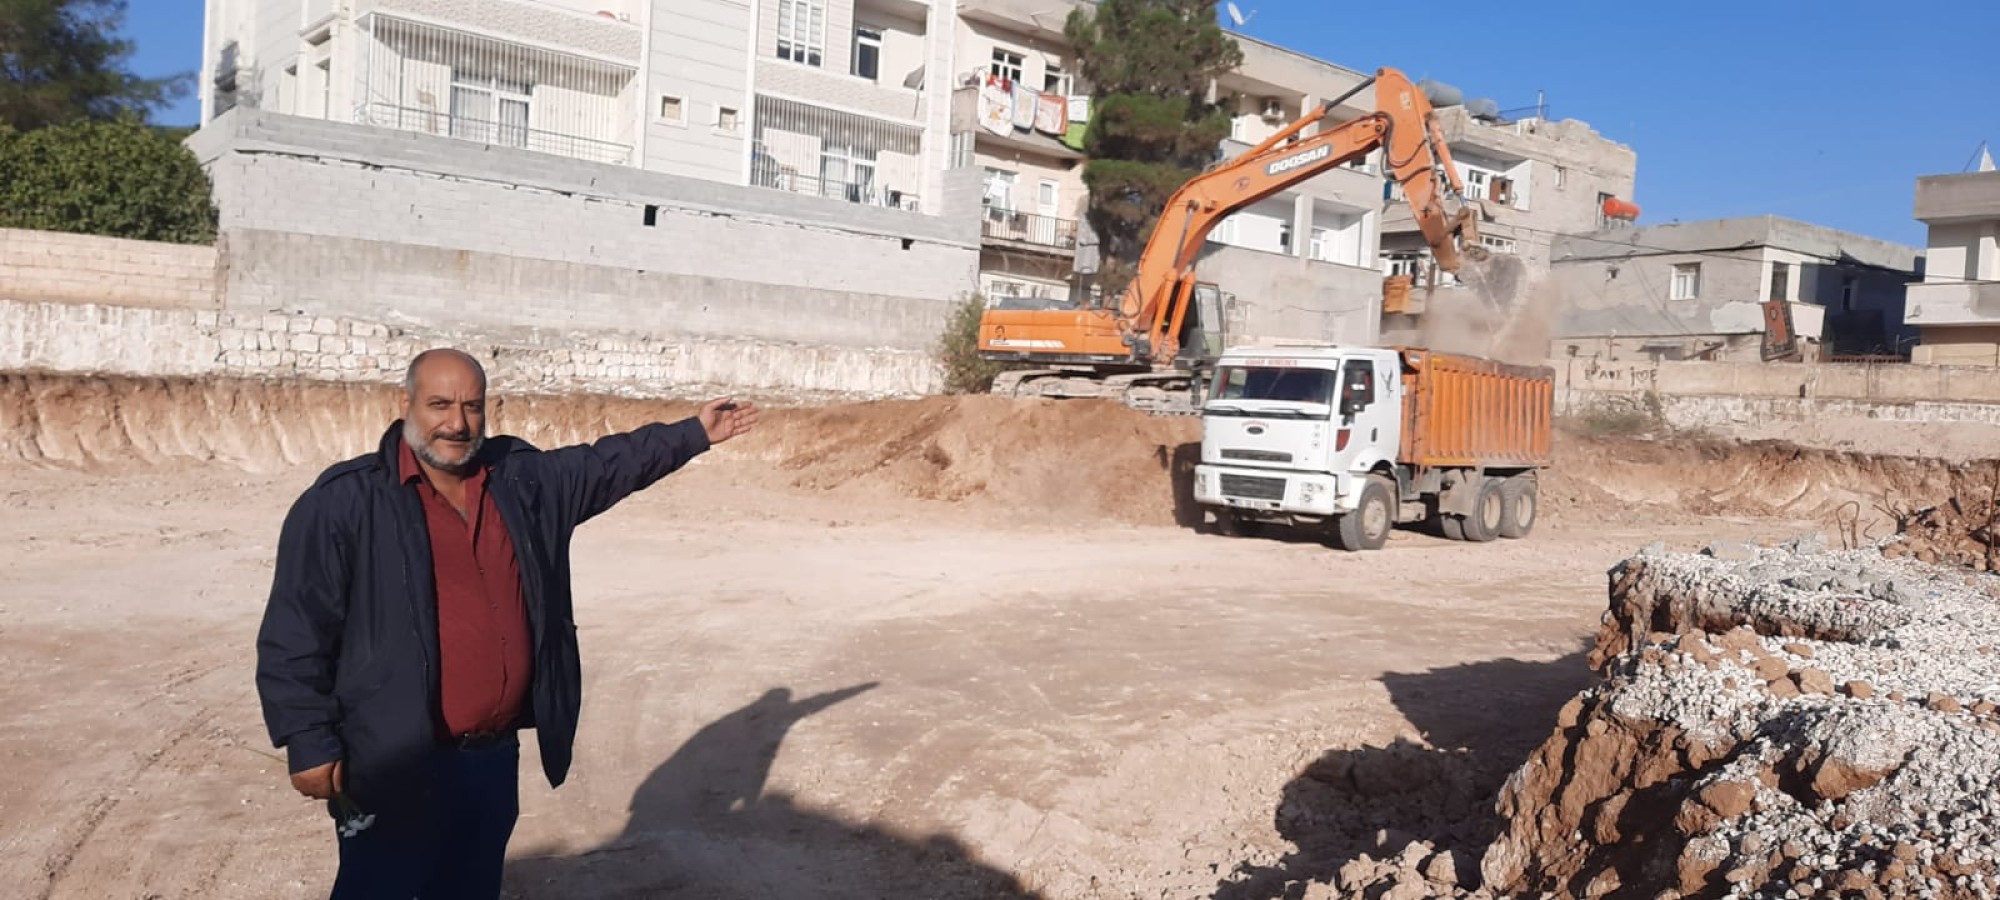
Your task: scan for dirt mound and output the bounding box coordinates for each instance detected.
[748,395,1199,526]
[10,371,1998,536]
[1544,432,1991,539]
[1482,545,2000,898]
[0,374,1201,526]
[0,373,705,473]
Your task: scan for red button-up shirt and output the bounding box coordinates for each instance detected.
[400,442,533,738]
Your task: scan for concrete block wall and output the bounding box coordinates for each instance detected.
[184,108,983,395]
[0,228,219,310]
[0,296,936,397]
[1554,356,2000,434]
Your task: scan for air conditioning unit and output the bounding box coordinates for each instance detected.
[1260,97,1285,121]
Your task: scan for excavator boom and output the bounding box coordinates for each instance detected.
[978,67,1484,412]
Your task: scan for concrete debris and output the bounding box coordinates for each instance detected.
[1482,544,2000,898]
[1883,495,2000,572]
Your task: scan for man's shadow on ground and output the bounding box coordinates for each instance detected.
[1212,648,1594,899]
[505,683,1044,899]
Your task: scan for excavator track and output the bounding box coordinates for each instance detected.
[990,370,1204,417]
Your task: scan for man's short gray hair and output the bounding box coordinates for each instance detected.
[403,348,487,394]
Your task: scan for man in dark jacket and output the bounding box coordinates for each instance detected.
[255,347,759,898]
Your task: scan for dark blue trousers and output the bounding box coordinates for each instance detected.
[328,736,520,900]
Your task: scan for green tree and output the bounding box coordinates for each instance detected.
[0,0,191,131]
[1065,0,1241,301]
[935,293,1011,394]
[0,117,217,243]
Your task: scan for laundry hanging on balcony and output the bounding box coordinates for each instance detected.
[1011,82,1038,131]
[1034,93,1067,135]
[1068,95,1090,124]
[979,75,1013,136]
[1060,121,1087,151]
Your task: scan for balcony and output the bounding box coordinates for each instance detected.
[949,85,1084,161]
[750,95,926,213]
[1905,280,2000,327]
[353,13,639,166]
[359,103,631,165]
[981,207,1076,253]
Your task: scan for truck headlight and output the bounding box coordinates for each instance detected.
[1299,482,1322,505]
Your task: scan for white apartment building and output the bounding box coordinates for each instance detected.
[199,0,1624,349]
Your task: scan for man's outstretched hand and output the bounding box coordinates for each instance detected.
[699,398,760,445]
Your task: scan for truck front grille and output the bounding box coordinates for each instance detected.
[1219,474,1286,502]
[1221,448,1294,463]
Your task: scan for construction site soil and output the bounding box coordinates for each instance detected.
[4,372,1998,899]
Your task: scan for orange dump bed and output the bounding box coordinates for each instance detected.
[1396,348,1554,470]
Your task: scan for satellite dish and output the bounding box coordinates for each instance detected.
[1225,2,1254,27]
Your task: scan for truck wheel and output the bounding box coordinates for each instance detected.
[1334,477,1394,552]
[1440,516,1465,541]
[1460,478,1504,543]
[1499,476,1539,539]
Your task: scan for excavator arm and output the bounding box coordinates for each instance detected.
[978,67,1484,372]
[1123,67,1483,364]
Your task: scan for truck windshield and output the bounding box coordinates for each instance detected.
[1209,366,1337,404]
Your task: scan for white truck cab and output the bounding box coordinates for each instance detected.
[1192,346,1403,542]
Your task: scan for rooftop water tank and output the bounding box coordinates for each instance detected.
[1416,79,1463,108]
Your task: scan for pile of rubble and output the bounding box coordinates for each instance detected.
[1479,538,2000,898]
[1883,493,2000,571]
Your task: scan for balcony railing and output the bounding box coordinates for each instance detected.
[358,102,632,166]
[748,164,922,211]
[981,207,1077,251]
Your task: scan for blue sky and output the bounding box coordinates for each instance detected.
[126,0,1996,247]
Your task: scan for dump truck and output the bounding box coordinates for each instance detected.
[1191,344,1553,551]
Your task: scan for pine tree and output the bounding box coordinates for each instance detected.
[0,0,190,131]
[1065,0,1242,302]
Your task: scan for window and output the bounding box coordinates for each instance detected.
[1481,234,1517,254]
[451,71,531,148]
[981,168,1015,210]
[777,0,825,66]
[1596,191,1614,228]
[1555,165,1568,189]
[1671,263,1702,300]
[1229,116,1249,142]
[1278,221,1292,255]
[1339,359,1377,414]
[990,49,1024,83]
[852,26,882,81]
[1841,274,1859,311]
[1462,169,1488,200]
[1309,228,1329,262]
[1211,366,1337,405]
[1769,261,1790,302]
[659,95,684,124]
[715,106,739,133]
[820,143,877,202]
[1043,62,1071,95]
[1210,215,1237,245]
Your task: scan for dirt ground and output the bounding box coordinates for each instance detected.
[0,379,1931,899]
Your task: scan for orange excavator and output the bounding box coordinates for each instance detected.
[977,67,1490,413]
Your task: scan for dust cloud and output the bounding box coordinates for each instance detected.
[1380,255,1564,368]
